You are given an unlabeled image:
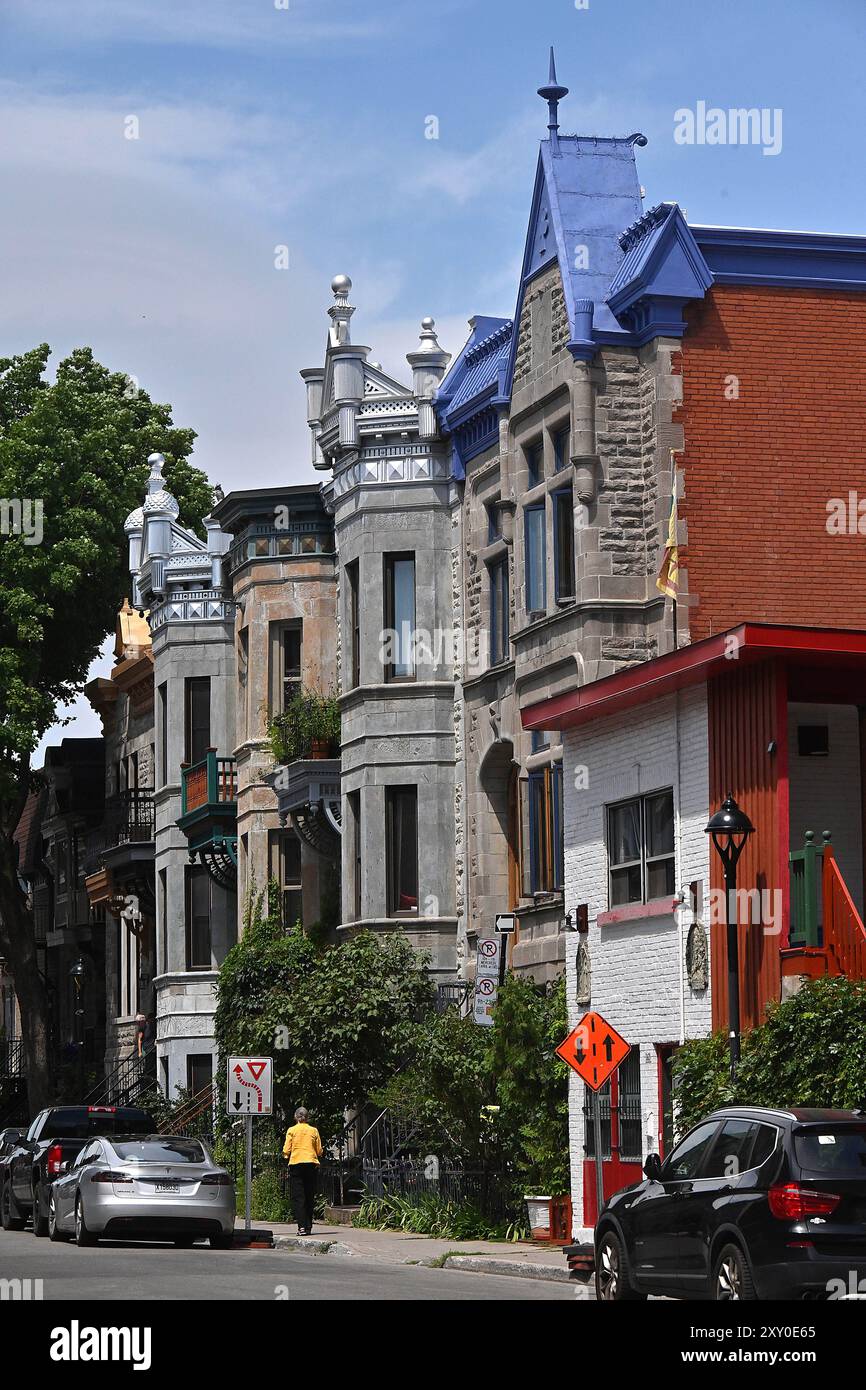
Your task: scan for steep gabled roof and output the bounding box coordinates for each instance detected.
[505,132,646,391]
[606,202,714,343]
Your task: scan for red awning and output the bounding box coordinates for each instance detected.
[521,623,866,732]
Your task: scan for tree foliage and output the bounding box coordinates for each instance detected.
[374,973,570,1193]
[0,343,210,1108]
[673,976,866,1135]
[214,888,434,1142]
[0,344,209,791]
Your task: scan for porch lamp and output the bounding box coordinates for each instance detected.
[705,794,754,1081]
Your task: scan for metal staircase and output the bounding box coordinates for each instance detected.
[82,1048,158,1110]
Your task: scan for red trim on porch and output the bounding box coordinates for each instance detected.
[521,622,866,731]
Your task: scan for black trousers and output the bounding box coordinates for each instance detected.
[289,1163,318,1231]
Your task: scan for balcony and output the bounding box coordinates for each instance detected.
[83,790,156,914]
[177,750,238,889]
[268,757,341,853]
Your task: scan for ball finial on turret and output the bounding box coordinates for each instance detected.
[331,273,352,298]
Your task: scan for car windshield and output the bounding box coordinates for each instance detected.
[38,1110,152,1139]
[112,1139,206,1163]
[794,1125,866,1173]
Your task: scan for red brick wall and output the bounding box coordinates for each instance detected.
[677,284,866,641]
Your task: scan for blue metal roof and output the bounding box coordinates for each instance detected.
[539,135,646,340]
[438,317,512,422]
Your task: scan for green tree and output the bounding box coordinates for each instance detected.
[492,974,570,1193]
[214,889,434,1142]
[0,344,210,1110]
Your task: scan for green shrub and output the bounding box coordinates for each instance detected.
[351,1191,527,1242]
[673,976,866,1135]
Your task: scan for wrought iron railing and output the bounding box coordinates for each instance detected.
[83,791,156,876]
[0,1036,23,1079]
[83,1046,157,1109]
[180,752,237,817]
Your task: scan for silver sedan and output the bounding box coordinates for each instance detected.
[48,1135,236,1248]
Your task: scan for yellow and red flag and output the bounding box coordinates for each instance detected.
[656,467,679,600]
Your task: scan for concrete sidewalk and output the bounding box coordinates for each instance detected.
[266,1221,574,1284]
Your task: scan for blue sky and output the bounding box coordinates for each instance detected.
[5,0,862,753]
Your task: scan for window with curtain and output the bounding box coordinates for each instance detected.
[526,762,564,894]
[385,786,418,915]
[607,789,675,905]
[524,504,546,614]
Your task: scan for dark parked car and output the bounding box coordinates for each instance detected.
[594,1106,866,1301]
[1,1105,155,1237]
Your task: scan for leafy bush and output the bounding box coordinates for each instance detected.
[268,687,341,764]
[352,1191,527,1242]
[673,976,866,1134]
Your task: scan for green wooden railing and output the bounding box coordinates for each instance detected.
[789,830,829,948]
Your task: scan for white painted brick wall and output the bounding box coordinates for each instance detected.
[562,686,712,1238]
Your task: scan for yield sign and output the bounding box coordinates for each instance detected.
[555,1011,630,1091]
[226,1056,273,1116]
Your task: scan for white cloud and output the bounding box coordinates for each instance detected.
[5,0,387,50]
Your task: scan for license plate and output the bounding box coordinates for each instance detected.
[155,1183,179,1193]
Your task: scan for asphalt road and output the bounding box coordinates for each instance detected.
[0,1229,576,1301]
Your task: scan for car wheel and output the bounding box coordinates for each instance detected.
[714,1242,756,1301]
[32,1182,49,1237]
[595,1230,646,1302]
[1,1182,26,1232]
[209,1232,234,1249]
[74,1196,98,1248]
[48,1191,66,1242]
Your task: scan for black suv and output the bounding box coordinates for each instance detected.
[595,1106,866,1300]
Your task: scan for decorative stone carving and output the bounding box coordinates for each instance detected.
[576,939,591,1005]
[686,919,709,992]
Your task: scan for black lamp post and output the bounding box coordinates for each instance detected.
[69,956,87,1098]
[705,794,755,1080]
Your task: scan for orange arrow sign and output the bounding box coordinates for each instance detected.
[555,1010,630,1091]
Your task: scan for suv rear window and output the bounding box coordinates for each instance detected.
[40,1109,154,1139]
[794,1125,866,1174]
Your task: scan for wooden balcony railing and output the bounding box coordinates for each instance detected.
[180,751,237,817]
[823,842,866,981]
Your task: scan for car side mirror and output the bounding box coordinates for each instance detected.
[643,1152,663,1182]
[58,1161,69,1175]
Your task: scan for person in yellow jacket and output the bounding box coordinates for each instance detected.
[282,1107,323,1235]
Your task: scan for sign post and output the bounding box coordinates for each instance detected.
[226,1056,273,1234]
[555,1011,631,1224]
[473,937,502,1026]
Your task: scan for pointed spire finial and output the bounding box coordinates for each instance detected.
[537,47,568,155]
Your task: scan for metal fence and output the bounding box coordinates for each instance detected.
[318,1159,520,1222]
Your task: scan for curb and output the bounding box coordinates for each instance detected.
[441,1255,572,1284]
